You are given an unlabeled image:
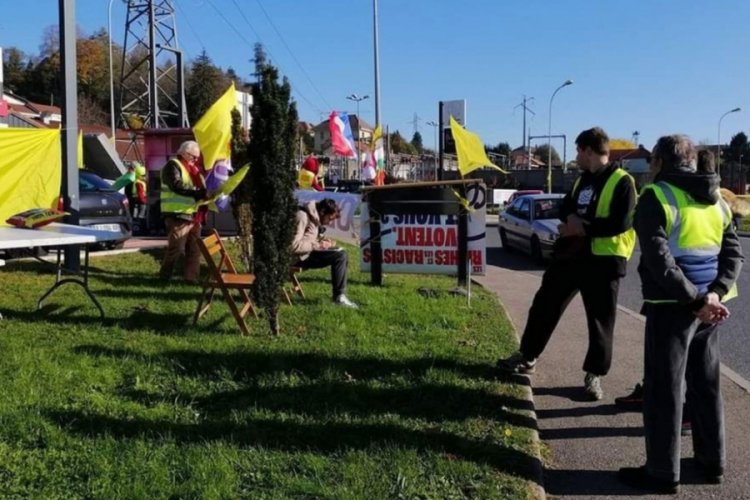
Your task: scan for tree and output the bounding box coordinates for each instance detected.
[246,44,299,335]
[2,47,28,93]
[486,142,512,166]
[609,138,637,150]
[390,130,417,155]
[728,132,749,163]
[230,107,253,270]
[410,131,424,153]
[534,144,561,166]
[185,50,231,123]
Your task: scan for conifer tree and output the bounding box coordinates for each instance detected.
[230,107,253,270]
[246,44,298,334]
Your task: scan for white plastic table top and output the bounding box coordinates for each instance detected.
[0,223,122,250]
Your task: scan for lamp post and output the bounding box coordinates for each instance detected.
[426,120,438,180]
[547,79,573,193]
[372,0,381,126]
[717,107,741,176]
[108,0,116,141]
[346,93,369,123]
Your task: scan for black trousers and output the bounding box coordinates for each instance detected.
[519,258,621,375]
[643,303,724,482]
[295,249,348,299]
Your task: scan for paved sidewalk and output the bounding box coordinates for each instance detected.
[475,265,750,499]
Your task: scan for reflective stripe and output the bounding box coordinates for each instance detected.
[160,159,199,215]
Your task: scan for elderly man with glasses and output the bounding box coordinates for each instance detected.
[159,140,208,283]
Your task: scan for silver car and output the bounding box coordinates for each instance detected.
[498,194,565,262]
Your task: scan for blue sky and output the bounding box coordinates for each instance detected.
[3,0,750,160]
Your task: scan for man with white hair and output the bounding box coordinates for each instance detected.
[159,140,207,283]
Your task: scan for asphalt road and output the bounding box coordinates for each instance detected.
[485,223,750,383]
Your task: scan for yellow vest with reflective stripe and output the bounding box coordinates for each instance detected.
[572,168,636,259]
[642,181,737,302]
[298,169,317,189]
[160,159,199,215]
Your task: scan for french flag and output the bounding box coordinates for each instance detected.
[329,111,357,158]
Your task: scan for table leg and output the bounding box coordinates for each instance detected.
[36,246,105,320]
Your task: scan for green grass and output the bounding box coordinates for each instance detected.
[0,245,539,499]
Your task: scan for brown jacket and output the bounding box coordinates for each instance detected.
[291,201,322,260]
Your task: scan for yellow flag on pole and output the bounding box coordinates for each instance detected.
[449,116,506,176]
[193,82,237,170]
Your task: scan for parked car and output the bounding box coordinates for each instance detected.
[498,193,565,262]
[78,170,133,249]
[505,189,544,206]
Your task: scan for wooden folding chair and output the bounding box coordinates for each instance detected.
[194,229,258,335]
[282,266,306,305]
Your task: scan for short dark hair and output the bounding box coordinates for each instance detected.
[316,198,339,217]
[652,135,696,171]
[696,149,715,174]
[575,127,610,155]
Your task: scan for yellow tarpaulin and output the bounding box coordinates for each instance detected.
[193,82,237,170]
[449,116,507,176]
[0,128,62,226]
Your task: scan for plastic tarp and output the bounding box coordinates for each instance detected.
[0,128,62,226]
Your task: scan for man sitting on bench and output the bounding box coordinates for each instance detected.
[291,198,359,309]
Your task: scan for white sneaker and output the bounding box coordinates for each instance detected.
[333,294,359,309]
[584,373,603,401]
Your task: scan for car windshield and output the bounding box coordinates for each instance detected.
[533,198,563,220]
[80,172,114,192]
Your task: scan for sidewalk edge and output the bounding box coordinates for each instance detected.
[473,278,547,500]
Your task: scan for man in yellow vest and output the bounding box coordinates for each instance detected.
[619,135,743,494]
[497,127,637,401]
[159,140,207,283]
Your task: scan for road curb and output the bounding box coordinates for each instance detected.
[473,277,547,500]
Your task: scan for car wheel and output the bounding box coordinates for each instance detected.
[499,228,512,251]
[530,236,544,264]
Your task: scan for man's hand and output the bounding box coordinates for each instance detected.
[318,239,334,250]
[695,292,730,324]
[565,214,587,237]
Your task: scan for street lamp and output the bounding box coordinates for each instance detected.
[547,79,573,193]
[108,0,116,140]
[426,120,438,180]
[346,93,369,145]
[717,107,741,176]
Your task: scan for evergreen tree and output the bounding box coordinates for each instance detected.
[2,47,28,93]
[246,44,299,335]
[185,50,230,123]
[230,107,253,270]
[410,131,424,153]
[728,132,749,163]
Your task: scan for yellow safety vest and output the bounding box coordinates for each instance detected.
[298,169,317,189]
[160,159,200,215]
[642,181,737,302]
[572,168,637,259]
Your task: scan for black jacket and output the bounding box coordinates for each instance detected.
[635,166,744,309]
[160,159,206,220]
[559,164,636,276]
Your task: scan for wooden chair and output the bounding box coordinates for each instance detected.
[194,229,257,335]
[282,265,306,305]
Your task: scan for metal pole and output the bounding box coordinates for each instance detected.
[60,0,80,271]
[108,0,115,139]
[373,0,381,126]
[547,80,573,193]
[438,101,444,181]
[148,0,159,128]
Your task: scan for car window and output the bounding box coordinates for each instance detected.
[506,197,523,216]
[534,198,563,220]
[79,172,114,191]
[518,199,531,220]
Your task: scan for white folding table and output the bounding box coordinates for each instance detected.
[0,223,124,319]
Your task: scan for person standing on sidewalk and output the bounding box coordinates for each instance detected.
[159,140,208,283]
[619,135,743,494]
[497,127,637,401]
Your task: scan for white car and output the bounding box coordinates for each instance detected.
[498,193,565,262]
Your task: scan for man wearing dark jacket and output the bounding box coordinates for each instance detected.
[497,127,637,401]
[619,135,743,494]
[159,140,207,283]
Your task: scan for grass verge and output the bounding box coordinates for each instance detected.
[0,244,539,498]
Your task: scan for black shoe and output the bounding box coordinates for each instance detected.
[614,383,643,410]
[618,466,679,494]
[699,463,724,484]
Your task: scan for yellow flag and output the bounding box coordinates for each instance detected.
[193,82,237,170]
[77,130,84,169]
[449,116,506,176]
[0,128,62,225]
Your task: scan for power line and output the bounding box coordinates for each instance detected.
[251,0,333,111]
[173,0,206,56]
[202,0,323,116]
